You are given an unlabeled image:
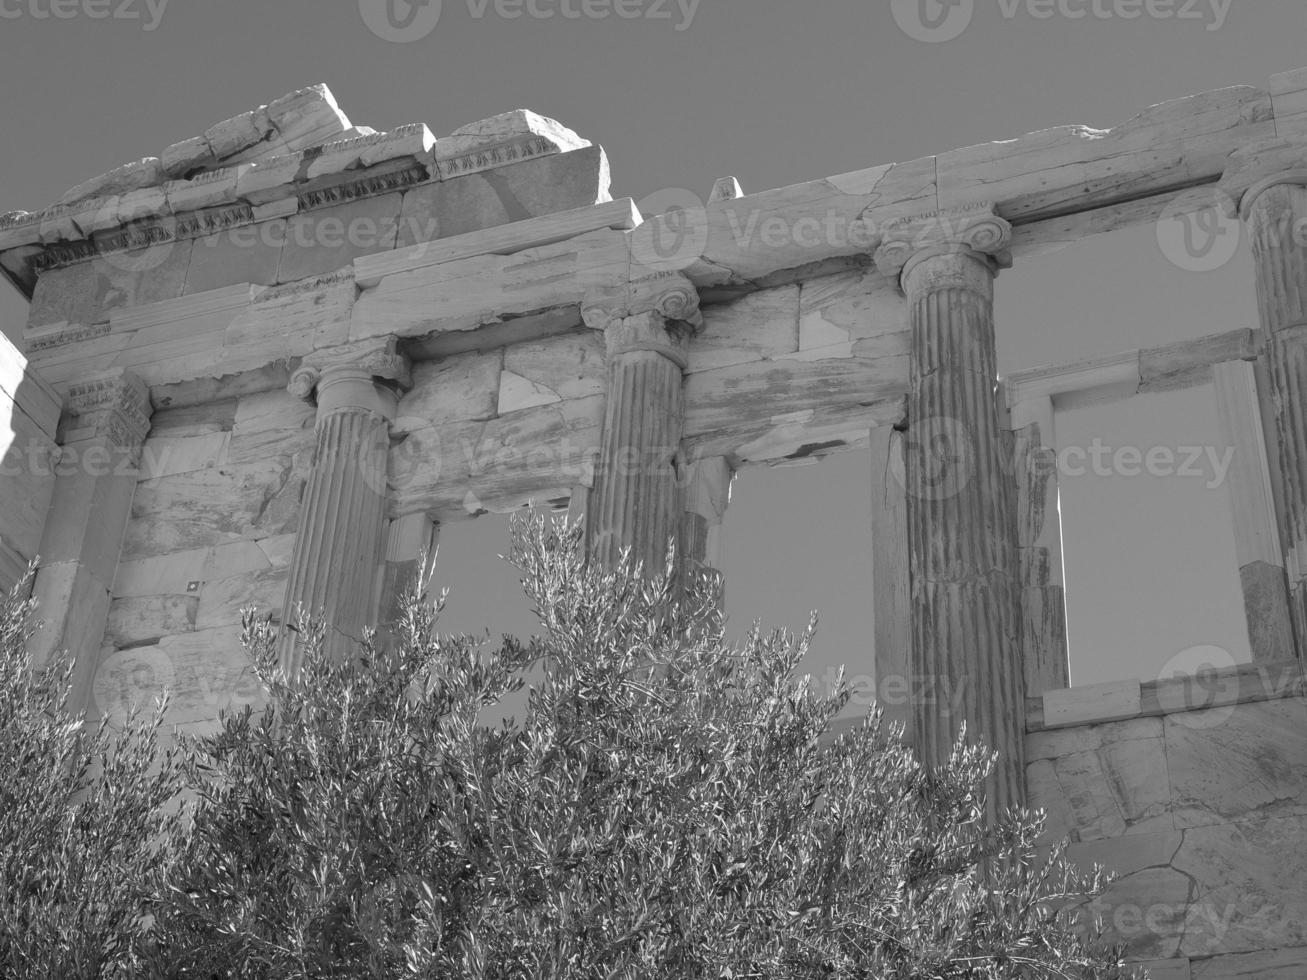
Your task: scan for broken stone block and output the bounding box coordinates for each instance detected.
[397,145,610,249]
[0,211,40,252]
[165,168,244,215]
[160,135,217,179]
[434,109,589,180]
[303,124,436,181]
[58,158,164,206]
[205,107,274,162]
[265,84,352,153]
[359,123,435,169]
[234,152,305,205]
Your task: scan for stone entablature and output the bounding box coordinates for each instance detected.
[0,87,594,296]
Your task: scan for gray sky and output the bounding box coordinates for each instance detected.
[1,0,1297,706]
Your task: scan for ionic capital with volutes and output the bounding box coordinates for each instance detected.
[873,204,1013,298]
[582,272,703,368]
[287,338,412,421]
[1219,136,1307,221]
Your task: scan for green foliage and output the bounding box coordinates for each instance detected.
[148,513,1138,979]
[0,573,183,979]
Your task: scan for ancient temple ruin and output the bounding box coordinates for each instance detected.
[1,75,1305,977]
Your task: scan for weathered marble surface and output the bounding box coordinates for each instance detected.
[1029,717,1174,842]
[1030,694,1307,967]
[1192,945,1307,978]
[397,145,610,248]
[1028,696,1307,844]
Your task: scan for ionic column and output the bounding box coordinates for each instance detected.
[582,274,702,574]
[29,368,152,716]
[875,207,1025,818]
[279,342,410,674]
[1222,145,1307,654]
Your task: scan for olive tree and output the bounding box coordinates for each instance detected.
[0,574,183,979]
[152,512,1138,978]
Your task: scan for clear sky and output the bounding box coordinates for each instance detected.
[1,0,1301,710]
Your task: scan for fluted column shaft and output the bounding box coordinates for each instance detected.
[588,311,690,573]
[1244,181,1307,649]
[903,248,1024,817]
[279,366,398,674]
[876,208,1025,820]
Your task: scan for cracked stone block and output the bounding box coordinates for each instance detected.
[396,352,502,429]
[1026,716,1173,841]
[105,595,199,648]
[1174,816,1307,958]
[1191,945,1307,978]
[123,457,305,559]
[1166,698,1307,829]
